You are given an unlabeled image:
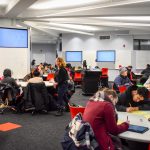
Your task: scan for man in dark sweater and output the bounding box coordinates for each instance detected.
[116,85,150,112]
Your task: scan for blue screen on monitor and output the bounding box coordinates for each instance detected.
[65,51,82,62]
[0,28,28,48]
[97,50,115,62]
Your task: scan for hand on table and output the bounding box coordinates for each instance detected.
[126,107,139,112]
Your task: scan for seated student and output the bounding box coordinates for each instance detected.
[23,68,35,81]
[28,69,43,83]
[140,64,150,84]
[116,85,150,112]
[83,88,129,150]
[1,68,20,100]
[144,76,150,88]
[126,65,137,85]
[113,67,132,93]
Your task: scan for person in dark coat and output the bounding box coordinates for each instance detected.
[83,88,129,150]
[1,68,20,101]
[140,64,150,84]
[113,67,132,93]
[116,85,150,112]
[54,57,69,116]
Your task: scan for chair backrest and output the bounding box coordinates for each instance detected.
[74,72,82,79]
[68,103,85,119]
[24,82,49,111]
[101,68,108,76]
[46,73,54,81]
[118,85,127,93]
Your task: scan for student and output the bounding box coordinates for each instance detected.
[28,69,43,83]
[113,67,132,93]
[126,65,137,84]
[54,57,69,116]
[144,76,150,88]
[83,88,129,150]
[116,85,150,112]
[140,64,150,84]
[23,68,35,81]
[1,68,20,100]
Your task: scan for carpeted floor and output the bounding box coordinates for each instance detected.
[0,88,89,150]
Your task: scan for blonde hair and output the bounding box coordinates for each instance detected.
[56,57,66,68]
[103,88,118,98]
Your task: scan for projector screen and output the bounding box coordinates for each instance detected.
[97,50,115,62]
[0,27,28,48]
[65,51,82,62]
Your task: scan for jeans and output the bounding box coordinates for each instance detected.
[57,82,68,109]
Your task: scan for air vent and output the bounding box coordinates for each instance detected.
[99,36,110,40]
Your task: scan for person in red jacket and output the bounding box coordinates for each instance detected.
[83,88,129,150]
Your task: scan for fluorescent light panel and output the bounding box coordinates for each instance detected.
[48,23,100,31]
[38,26,94,35]
[30,0,107,10]
[0,0,10,6]
[95,16,150,21]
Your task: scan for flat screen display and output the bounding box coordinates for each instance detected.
[96,50,115,62]
[65,51,82,62]
[0,27,28,48]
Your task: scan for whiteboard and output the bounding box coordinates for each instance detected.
[0,48,30,78]
[135,51,150,69]
[33,53,46,65]
[115,50,132,68]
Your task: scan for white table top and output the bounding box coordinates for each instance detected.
[118,111,150,143]
[17,81,54,87]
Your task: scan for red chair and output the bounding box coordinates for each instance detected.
[148,144,150,150]
[101,68,108,76]
[118,85,127,93]
[100,68,109,87]
[74,72,82,81]
[68,103,85,119]
[46,73,54,81]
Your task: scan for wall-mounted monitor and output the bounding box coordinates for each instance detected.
[0,27,28,48]
[96,50,115,62]
[65,51,82,62]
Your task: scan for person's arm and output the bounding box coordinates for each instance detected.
[138,101,150,110]
[104,103,129,135]
[114,76,122,87]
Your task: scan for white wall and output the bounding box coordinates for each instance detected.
[31,43,56,65]
[62,33,133,69]
[0,19,30,78]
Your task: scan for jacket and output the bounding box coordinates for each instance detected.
[116,86,150,112]
[24,82,49,111]
[55,67,69,86]
[113,75,132,93]
[61,113,99,150]
[83,101,128,150]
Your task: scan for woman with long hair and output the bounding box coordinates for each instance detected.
[54,57,69,116]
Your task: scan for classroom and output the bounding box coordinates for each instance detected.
[0,1,150,150]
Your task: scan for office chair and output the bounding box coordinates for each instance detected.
[100,68,109,87]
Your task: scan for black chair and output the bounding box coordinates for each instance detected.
[82,71,101,95]
[23,82,49,114]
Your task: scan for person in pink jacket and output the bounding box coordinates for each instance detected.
[83,88,129,150]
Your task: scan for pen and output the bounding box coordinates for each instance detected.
[129,103,132,107]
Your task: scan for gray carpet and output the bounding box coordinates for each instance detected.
[0,88,89,150]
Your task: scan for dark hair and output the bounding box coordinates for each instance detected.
[137,87,149,99]
[3,69,12,77]
[33,69,40,77]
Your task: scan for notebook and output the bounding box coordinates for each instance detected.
[128,124,149,133]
